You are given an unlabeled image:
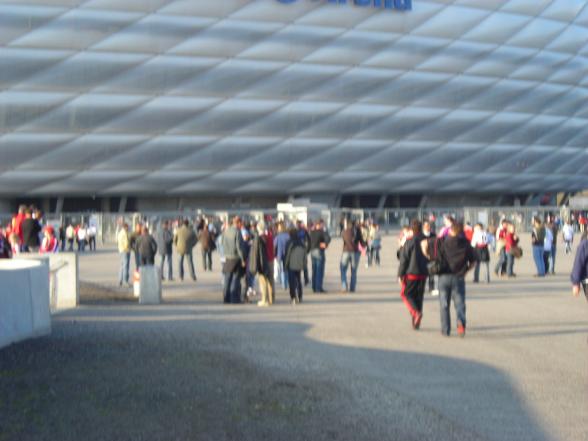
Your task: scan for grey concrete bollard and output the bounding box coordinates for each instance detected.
[139,265,162,305]
[0,260,51,349]
[18,253,79,311]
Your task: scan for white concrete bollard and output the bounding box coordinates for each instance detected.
[0,260,51,349]
[18,253,79,311]
[139,265,162,305]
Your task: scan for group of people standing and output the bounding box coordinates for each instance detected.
[116,218,217,287]
[221,217,332,306]
[0,205,97,258]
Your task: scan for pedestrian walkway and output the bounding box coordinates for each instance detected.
[0,234,586,441]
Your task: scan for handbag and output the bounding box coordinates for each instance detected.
[427,238,442,275]
[510,245,523,259]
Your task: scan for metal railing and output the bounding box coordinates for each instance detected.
[2,205,580,245]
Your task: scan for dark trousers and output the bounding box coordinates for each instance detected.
[88,236,96,251]
[179,252,196,280]
[400,277,426,319]
[223,270,241,304]
[202,249,213,271]
[438,274,466,336]
[288,270,303,302]
[133,251,141,270]
[310,249,325,292]
[160,252,172,280]
[141,256,154,266]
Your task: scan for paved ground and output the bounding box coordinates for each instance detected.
[1,233,587,441]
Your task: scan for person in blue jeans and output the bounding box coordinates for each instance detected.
[340,220,365,292]
[531,217,546,277]
[309,220,330,293]
[273,222,290,290]
[438,222,475,337]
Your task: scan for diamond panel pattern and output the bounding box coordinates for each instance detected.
[0,0,587,196]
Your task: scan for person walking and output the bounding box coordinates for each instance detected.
[422,221,438,295]
[494,219,508,277]
[309,219,329,293]
[285,228,306,305]
[297,220,311,286]
[77,224,88,252]
[174,220,197,282]
[199,221,215,272]
[117,223,131,287]
[138,226,157,266]
[40,226,59,254]
[66,223,75,251]
[249,221,273,307]
[21,209,41,253]
[563,220,574,255]
[397,219,429,330]
[130,223,142,270]
[531,217,546,277]
[222,216,245,304]
[437,222,475,337]
[264,222,276,304]
[87,224,97,251]
[157,220,174,280]
[543,223,554,276]
[340,220,365,293]
[273,222,290,290]
[548,219,558,274]
[504,223,519,278]
[571,233,588,301]
[471,223,490,283]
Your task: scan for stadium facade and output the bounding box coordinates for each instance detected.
[0,0,587,211]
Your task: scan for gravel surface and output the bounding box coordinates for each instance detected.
[1,235,587,441]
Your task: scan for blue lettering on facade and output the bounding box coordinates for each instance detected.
[276,0,412,11]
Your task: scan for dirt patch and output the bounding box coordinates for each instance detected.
[79,281,137,305]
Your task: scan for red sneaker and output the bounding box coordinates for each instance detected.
[457,324,466,338]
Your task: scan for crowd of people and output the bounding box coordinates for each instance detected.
[2,205,586,336]
[0,205,97,258]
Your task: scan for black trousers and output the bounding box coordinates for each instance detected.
[201,249,213,271]
[288,270,303,301]
[401,278,426,318]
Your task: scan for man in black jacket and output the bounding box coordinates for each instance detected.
[21,210,41,252]
[138,226,158,266]
[438,222,475,337]
[156,221,174,280]
[340,220,365,293]
[309,220,330,293]
[398,220,429,330]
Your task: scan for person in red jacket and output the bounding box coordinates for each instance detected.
[40,226,59,254]
[11,205,27,250]
[504,223,519,277]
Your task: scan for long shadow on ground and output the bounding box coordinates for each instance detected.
[0,316,551,441]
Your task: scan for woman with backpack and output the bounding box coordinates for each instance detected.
[285,228,306,305]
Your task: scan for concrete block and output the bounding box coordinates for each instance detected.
[19,253,79,311]
[0,260,51,349]
[139,266,161,305]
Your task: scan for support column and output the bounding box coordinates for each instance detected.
[101,197,110,213]
[377,194,387,210]
[118,197,127,214]
[55,197,64,215]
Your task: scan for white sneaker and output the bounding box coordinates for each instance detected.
[431,289,439,297]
